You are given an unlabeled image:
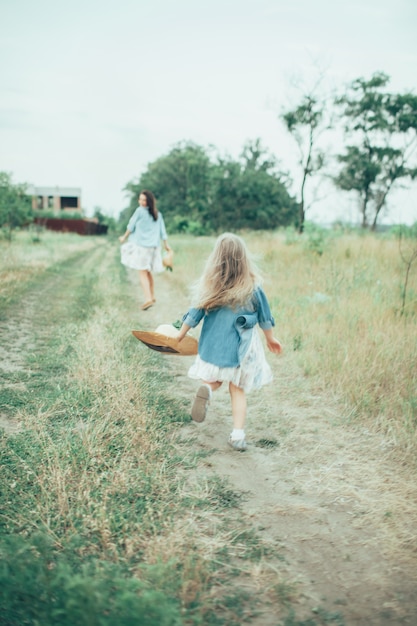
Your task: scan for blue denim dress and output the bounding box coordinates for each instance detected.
[183,286,275,392]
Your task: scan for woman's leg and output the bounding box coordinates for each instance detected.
[148,271,155,301]
[138,270,152,303]
[229,382,246,430]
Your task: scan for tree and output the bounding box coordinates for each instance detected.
[397,226,417,316]
[208,139,297,232]
[281,94,327,233]
[0,172,32,240]
[121,142,213,233]
[230,139,297,231]
[93,207,117,232]
[122,140,298,234]
[334,73,417,229]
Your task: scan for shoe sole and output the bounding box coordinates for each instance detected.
[228,439,247,452]
[191,385,211,423]
[141,301,154,311]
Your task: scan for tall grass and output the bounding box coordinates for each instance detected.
[243,229,417,456]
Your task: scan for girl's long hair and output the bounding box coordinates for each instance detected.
[194,233,261,310]
[141,189,158,221]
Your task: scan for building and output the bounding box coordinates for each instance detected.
[27,186,82,213]
[28,185,107,235]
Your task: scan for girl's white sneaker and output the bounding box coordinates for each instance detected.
[228,436,247,451]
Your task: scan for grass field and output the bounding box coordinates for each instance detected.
[0,227,416,625]
[246,228,417,456]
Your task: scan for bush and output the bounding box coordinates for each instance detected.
[0,533,182,626]
[33,210,84,220]
[0,172,32,240]
[302,222,330,255]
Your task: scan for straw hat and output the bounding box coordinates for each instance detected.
[132,324,198,356]
[162,248,174,271]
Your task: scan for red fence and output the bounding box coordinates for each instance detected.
[34,218,108,236]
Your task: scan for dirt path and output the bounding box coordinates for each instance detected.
[136,268,417,626]
[0,244,108,435]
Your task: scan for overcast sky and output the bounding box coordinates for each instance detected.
[1,0,416,224]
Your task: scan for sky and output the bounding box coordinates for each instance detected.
[1,0,417,225]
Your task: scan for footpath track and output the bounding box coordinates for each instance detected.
[0,243,109,432]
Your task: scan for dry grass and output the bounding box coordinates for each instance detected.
[0,230,102,302]
[240,230,417,458]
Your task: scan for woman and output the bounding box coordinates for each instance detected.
[119,190,171,310]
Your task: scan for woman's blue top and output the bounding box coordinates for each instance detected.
[127,206,167,247]
[182,286,275,367]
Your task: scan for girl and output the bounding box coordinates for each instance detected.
[119,190,171,310]
[177,233,282,451]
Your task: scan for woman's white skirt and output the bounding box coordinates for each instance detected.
[188,328,273,393]
[120,242,164,272]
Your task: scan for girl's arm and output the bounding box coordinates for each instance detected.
[262,328,283,354]
[176,322,191,342]
[254,287,281,353]
[177,307,205,342]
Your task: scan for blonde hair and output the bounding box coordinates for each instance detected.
[194,233,261,310]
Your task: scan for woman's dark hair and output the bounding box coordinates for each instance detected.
[141,189,158,221]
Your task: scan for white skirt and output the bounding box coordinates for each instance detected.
[120,242,164,272]
[188,328,273,393]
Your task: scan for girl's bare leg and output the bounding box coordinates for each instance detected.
[204,380,222,392]
[229,382,247,430]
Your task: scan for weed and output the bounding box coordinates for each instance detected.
[283,607,345,625]
[274,580,298,606]
[256,438,279,449]
[229,528,274,560]
[206,476,243,509]
[303,223,330,256]
[293,333,303,351]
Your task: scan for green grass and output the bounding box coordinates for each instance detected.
[0,232,284,625]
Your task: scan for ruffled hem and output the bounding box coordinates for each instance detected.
[188,329,272,393]
[120,242,164,272]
